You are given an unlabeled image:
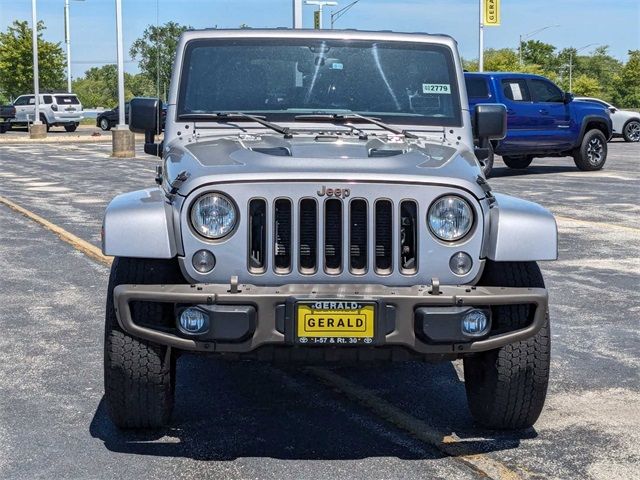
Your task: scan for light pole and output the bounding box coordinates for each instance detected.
[305,1,338,29]
[330,0,359,29]
[293,0,303,28]
[519,24,560,65]
[478,0,484,72]
[30,0,46,139]
[569,43,598,93]
[112,0,134,157]
[64,0,85,93]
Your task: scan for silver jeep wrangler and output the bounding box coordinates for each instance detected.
[102,29,557,430]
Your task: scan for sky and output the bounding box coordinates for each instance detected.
[0,0,638,80]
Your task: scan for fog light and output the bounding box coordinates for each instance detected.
[449,252,473,275]
[178,308,209,334]
[192,250,216,273]
[461,309,489,337]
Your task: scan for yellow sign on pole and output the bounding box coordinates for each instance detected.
[484,0,500,26]
[313,10,320,29]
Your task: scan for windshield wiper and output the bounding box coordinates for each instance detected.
[294,113,419,139]
[179,112,293,138]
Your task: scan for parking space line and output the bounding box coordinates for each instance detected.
[555,215,640,233]
[308,367,523,480]
[0,195,112,267]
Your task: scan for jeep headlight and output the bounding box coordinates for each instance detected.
[190,193,237,239]
[427,195,473,241]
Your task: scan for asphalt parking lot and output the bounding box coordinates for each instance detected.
[0,139,638,480]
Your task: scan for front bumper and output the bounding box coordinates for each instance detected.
[113,282,548,355]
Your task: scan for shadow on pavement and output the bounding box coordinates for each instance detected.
[90,356,535,461]
[490,164,578,178]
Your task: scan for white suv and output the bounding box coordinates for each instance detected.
[575,97,640,142]
[11,93,84,132]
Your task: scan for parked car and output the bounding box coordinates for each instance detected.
[574,97,640,142]
[0,104,15,133]
[102,29,558,431]
[11,93,84,132]
[97,102,166,131]
[465,72,612,177]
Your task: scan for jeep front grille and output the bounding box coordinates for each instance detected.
[247,196,420,276]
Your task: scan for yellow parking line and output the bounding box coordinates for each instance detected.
[0,195,112,267]
[308,367,523,480]
[555,215,640,233]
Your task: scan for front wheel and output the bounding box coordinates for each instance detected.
[463,261,550,430]
[574,129,607,171]
[502,155,532,170]
[64,124,78,132]
[99,117,111,131]
[623,120,640,142]
[104,257,184,429]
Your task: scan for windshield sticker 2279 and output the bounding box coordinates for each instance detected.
[422,83,451,94]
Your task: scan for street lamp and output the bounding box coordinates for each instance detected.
[568,43,598,93]
[519,24,560,65]
[30,0,46,139]
[64,0,85,93]
[305,1,338,29]
[330,0,359,29]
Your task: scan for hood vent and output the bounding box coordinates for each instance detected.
[250,146,291,157]
[368,148,405,158]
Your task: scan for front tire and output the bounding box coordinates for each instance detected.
[104,257,184,429]
[64,124,78,132]
[463,261,550,430]
[502,155,532,170]
[39,114,50,132]
[574,129,607,171]
[99,117,111,131]
[622,120,640,142]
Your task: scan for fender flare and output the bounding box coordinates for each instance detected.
[576,115,612,146]
[486,193,557,262]
[102,188,177,259]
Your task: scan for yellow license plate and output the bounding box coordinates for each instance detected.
[296,302,375,344]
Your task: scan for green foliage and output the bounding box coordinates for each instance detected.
[72,64,155,108]
[129,21,191,101]
[611,50,640,108]
[0,20,66,100]
[570,75,602,97]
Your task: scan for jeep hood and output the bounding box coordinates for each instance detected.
[163,134,487,198]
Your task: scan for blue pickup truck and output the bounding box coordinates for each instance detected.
[465,72,612,177]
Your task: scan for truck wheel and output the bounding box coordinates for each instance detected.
[64,124,78,132]
[501,155,532,170]
[463,261,550,430]
[573,129,607,171]
[104,257,184,429]
[39,114,50,132]
[622,120,640,142]
[480,143,494,178]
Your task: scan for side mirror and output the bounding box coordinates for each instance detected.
[608,106,617,114]
[474,103,507,142]
[129,97,163,157]
[563,92,574,104]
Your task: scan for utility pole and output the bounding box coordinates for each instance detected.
[112,0,134,157]
[30,0,46,139]
[305,1,337,30]
[64,0,85,93]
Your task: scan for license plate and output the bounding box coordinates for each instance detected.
[296,301,375,345]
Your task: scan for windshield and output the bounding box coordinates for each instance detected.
[177,38,462,127]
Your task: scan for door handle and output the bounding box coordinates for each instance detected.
[539,109,549,115]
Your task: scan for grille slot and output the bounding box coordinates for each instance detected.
[324,199,343,273]
[400,200,418,274]
[299,199,317,274]
[273,199,292,273]
[349,199,368,274]
[375,200,393,274]
[248,199,266,273]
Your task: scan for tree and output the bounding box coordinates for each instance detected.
[72,65,154,108]
[612,50,640,108]
[463,48,545,74]
[0,20,66,100]
[571,74,601,97]
[129,22,191,101]
[521,40,558,72]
